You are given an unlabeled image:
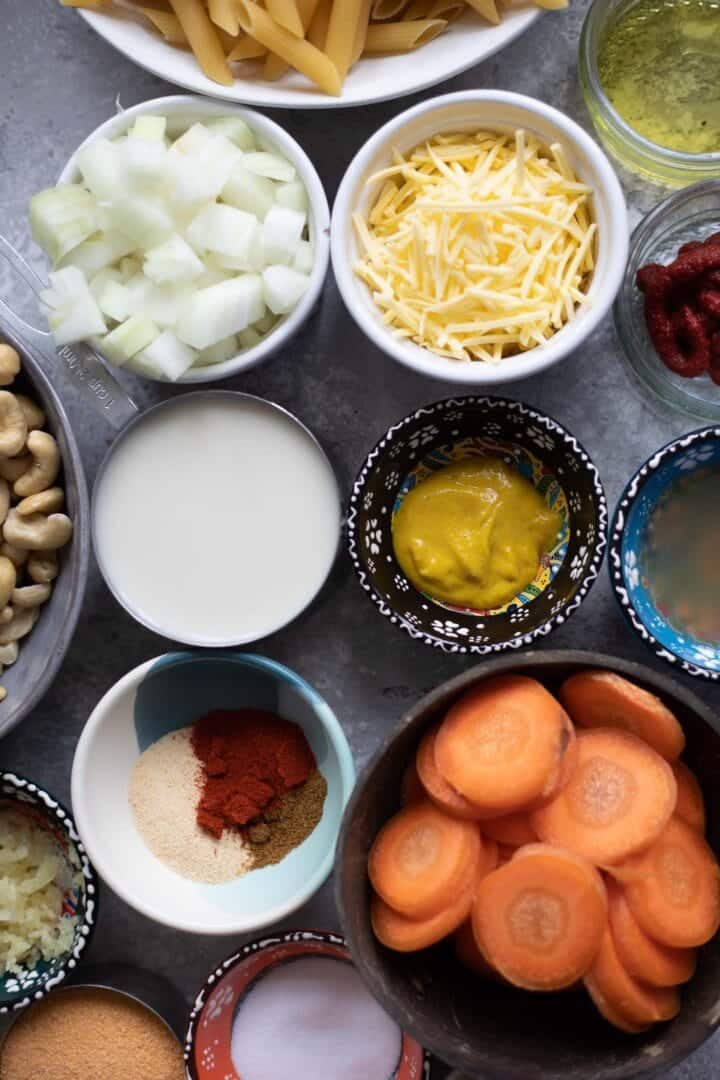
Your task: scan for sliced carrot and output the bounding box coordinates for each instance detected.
[584,927,681,1032]
[497,844,516,865]
[609,816,720,949]
[483,812,538,848]
[606,878,696,987]
[435,675,574,814]
[559,670,685,762]
[400,759,425,806]
[673,761,706,833]
[477,837,499,879]
[416,727,484,820]
[455,918,501,979]
[368,801,482,919]
[472,845,607,991]
[531,728,677,865]
[531,723,579,809]
[371,878,474,953]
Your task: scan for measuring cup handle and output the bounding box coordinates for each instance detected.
[0,235,138,432]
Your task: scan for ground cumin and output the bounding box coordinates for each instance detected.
[0,987,185,1080]
[248,769,328,869]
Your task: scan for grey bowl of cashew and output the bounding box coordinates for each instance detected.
[0,319,89,739]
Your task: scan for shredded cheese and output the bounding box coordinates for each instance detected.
[353,130,597,364]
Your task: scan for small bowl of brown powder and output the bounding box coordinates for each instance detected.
[0,964,187,1080]
[71,652,355,935]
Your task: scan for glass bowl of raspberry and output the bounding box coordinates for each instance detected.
[615,180,720,422]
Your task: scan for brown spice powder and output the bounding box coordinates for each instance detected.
[248,769,328,869]
[0,988,185,1080]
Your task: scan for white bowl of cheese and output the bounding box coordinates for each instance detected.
[331,90,628,385]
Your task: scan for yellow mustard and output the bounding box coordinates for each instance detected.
[392,458,561,611]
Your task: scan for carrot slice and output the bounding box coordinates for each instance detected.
[416,727,484,820]
[606,878,696,987]
[455,918,501,979]
[400,759,425,806]
[478,837,499,879]
[472,845,607,991]
[584,927,681,1032]
[497,844,516,865]
[435,675,574,813]
[559,670,685,762]
[531,723,579,809]
[483,812,538,848]
[609,816,720,948]
[368,801,482,919]
[673,761,706,833]
[531,729,677,865]
[371,878,474,952]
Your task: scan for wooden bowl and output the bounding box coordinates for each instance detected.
[336,650,720,1079]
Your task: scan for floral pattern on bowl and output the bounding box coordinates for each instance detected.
[185,930,430,1080]
[609,427,720,680]
[0,772,98,1013]
[348,397,608,654]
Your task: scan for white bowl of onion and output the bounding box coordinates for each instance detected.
[331,90,628,386]
[32,95,329,384]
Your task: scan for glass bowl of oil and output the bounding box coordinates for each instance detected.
[614,180,720,421]
[579,0,720,188]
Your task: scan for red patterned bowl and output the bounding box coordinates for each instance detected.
[185,930,429,1080]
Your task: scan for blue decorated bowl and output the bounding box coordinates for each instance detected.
[610,427,720,680]
[0,772,98,1014]
[71,653,355,935]
[348,397,608,654]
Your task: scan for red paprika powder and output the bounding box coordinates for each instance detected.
[191,709,317,838]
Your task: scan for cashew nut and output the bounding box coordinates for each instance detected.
[0,607,14,625]
[17,488,64,518]
[0,454,31,485]
[27,552,58,584]
[0,345,20,387]
[3,509,73,551]
[0,687,7,704]
[0,642,19,666]
[0,479,10,528]
[12,584,51,609]
[14,395,45,432]
[14,431,60,498]
[0,557,16,610]
[0,393,27,458]
[0,542,28,568]
[0,607,38,646]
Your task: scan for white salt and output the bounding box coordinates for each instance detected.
[230,956,403,1080]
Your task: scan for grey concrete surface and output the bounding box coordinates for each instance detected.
[0,2,718,1076]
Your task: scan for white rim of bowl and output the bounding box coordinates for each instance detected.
[57,94,330,385]
[71,653,356,935]
[331,89,628,385]
[90,390,344,648]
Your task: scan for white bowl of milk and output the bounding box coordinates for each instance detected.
[92,391,342,646]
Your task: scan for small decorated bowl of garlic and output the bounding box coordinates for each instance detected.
[30,95,329,384]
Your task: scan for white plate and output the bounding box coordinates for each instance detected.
[79,7,541,109]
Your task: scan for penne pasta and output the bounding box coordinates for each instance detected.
[405,0,465,18]
[60,0,108,8]
[351,0,374,65]
[167,0,233,83]
[227,33,268,60]
[306,0,332,49]
[139,6,189,43]
[371,0,410,17]
[364,18,447,52]
[263,0,320,82]
[325,0,371,79]
[235,0,342,95]
[266,0,304,36]
[208,0,239,35]
[464,0,500,23]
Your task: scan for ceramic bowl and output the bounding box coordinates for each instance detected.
[0,771,98,1014]
[331,90,628,385]
[71,652,355,935]
[185,931,430,1080]
[609,426,720,680]
[348,396,607,654]
[614,181,720,423]
[0,316,89,739]
[337,650,720,1079]
[56,94,330,384]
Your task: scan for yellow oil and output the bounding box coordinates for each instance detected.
[598,0,720,154]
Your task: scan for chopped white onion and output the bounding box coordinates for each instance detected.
[29,185,98,265]
[176,275,265,350]
[262,206,306,266]
[100,315,159,366]
[132,330,197,381]
[197,335,239,366]
[144,234,204,285]
[39,267,107,346]
[262,265,310,315]
[243,151,296,183]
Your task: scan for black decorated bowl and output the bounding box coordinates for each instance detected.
[347,397,607,654]
[336,650,720,1080]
